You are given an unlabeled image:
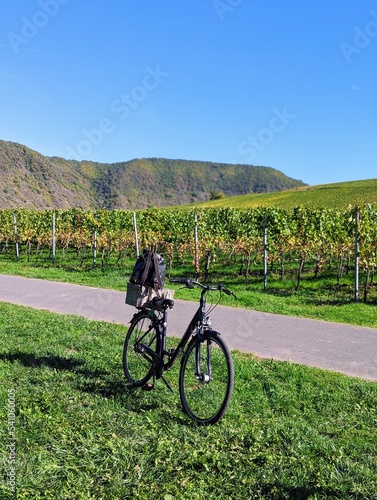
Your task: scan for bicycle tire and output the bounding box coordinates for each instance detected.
[179,331,234,425]
[123,311,157,386]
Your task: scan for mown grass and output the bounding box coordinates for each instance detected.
[174,178,377,210]
[0,303,376,499]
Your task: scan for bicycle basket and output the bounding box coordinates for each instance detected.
[126,283,174,309]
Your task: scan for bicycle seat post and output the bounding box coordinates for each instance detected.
[159,307,168,358]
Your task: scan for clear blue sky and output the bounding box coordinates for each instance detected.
[1,0,376,186]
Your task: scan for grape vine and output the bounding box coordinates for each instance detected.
[1,205,377,301]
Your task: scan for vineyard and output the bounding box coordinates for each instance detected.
[1,205,377,303]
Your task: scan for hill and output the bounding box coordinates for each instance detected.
[0,140,305,209]
[176,179,377,210]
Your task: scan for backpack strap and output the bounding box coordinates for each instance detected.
[153,252,163,291]
[140,251,152,287]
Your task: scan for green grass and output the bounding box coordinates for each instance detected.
[174,178,377,210]
[0,303,376,499]
[0,258,128,291]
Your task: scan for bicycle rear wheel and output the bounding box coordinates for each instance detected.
[123,311,157,386]
[179,331,234,425]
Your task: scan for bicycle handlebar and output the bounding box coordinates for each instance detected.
[169,278,237,298]
[169,277,195,288]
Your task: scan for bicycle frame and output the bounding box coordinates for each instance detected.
[125,278,235,424]
[141,286,210,378]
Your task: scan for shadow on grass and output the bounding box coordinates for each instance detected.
[261,283,360,308]
[260,484,339,499]
[0,351,84,370]
[259,287,296,298]
[1,351,125,394]
[0,350,180,417]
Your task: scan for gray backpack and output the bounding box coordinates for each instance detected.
[129,250,166,290]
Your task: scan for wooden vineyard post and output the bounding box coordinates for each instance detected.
[354,207,359,303]
[133,212,139,257]
[93,230,97,269]
[13,212,19,261]
[194,212,200,279]
[263,214,268,291]
[52,212,56,265]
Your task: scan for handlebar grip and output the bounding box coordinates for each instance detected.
[170,279,236,296]
[218,283,230,295]
[169,278,194,288]
[219,283,237,298]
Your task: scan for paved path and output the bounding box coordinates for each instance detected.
[0,274,376,381]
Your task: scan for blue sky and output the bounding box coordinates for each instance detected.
[1,0,376,186]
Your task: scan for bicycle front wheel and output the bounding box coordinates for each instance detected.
[123,311,157,386]
[179,331,234,425]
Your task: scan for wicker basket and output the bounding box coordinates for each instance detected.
[125,283,175,309]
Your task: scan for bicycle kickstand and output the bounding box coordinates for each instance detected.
[142,372,156,391]
[161,374,173,392]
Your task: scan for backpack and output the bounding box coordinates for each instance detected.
[129,250,166,290]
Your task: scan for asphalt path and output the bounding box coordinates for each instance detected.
[0,274,376,381]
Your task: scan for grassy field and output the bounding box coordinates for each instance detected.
[2,178,377,497]
[1,303,376,499]
[175,178,377,210]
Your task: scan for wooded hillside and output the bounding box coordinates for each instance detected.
[0,140,306,209]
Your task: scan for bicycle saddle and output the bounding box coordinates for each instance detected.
[151,296,174,311]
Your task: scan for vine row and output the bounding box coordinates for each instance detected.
[1,205,377,300]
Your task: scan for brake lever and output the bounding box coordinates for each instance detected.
[219,283,237,299]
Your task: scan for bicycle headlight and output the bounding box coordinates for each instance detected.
[204,316,212,328]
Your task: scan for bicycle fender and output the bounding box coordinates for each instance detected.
[129,310,148,325]
[202,329,221,339]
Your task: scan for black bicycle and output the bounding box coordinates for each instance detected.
[123,278,235,425]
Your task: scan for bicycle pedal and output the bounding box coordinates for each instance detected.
[141,383,155,391]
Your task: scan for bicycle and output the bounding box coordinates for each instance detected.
[123,278,235,425]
